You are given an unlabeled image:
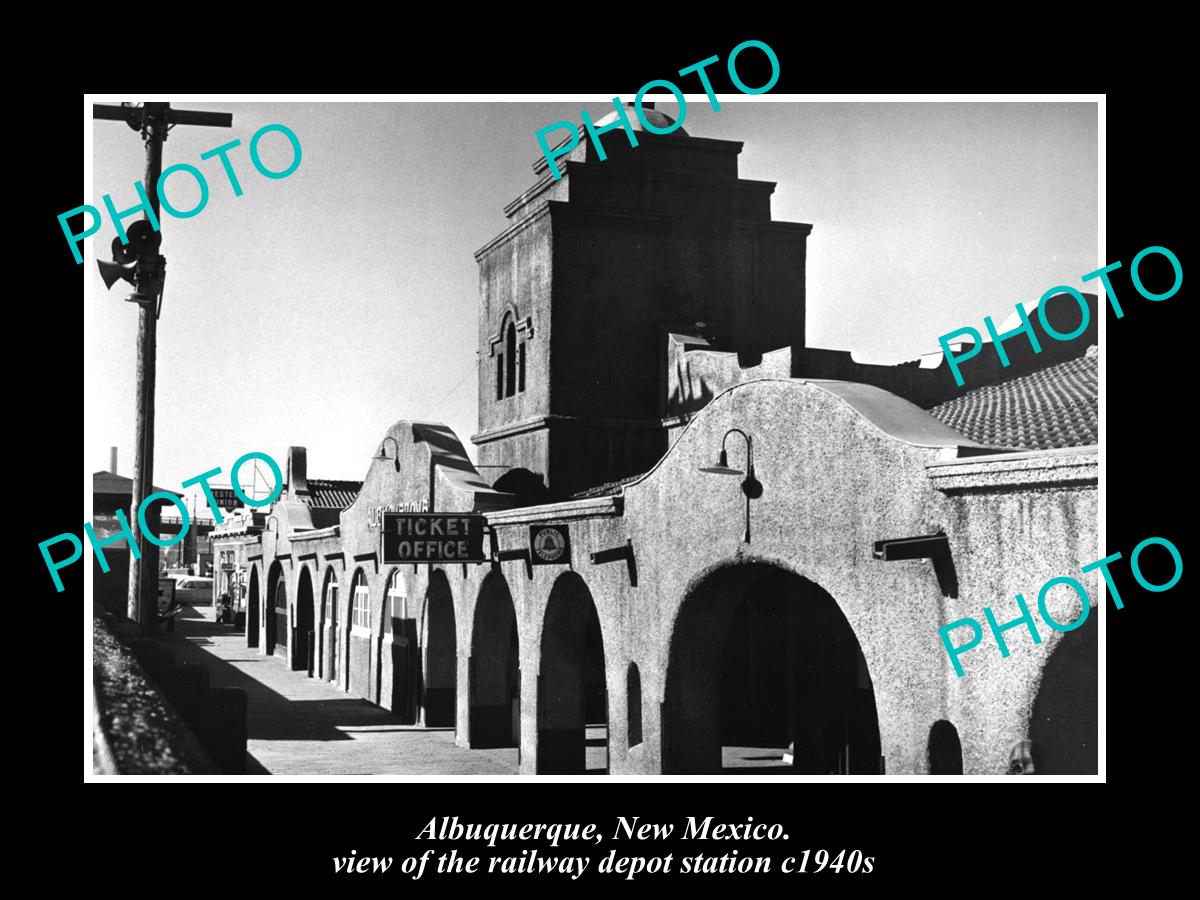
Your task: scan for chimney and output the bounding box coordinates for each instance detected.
[109,446,118,474]
[287,446,309,497]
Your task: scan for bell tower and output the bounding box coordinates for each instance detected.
[472,106,813,500]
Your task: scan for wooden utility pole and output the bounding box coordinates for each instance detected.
[93,102,232,634]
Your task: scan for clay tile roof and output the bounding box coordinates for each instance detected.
[302,479,361,510]
[928,348,1098,450]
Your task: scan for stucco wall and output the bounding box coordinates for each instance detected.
[476,426,550,492]
[606,380,962,774]
[218,382,1096,776]
[481,380,1096,774]
[475,210,552,437]
[930,450,1099,773]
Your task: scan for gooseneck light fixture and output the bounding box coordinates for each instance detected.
[698,428,762,543]
[374,436,401,472]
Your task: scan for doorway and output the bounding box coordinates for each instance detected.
[537,573,608,774]
[664,563,880,774]
[469,573,520,749]
[247,566,260,648]
[295,566,314,674]
[423,570,457,728]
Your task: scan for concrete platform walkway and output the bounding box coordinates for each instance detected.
[160,606,518,776]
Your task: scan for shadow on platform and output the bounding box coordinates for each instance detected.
[158,607,417,744]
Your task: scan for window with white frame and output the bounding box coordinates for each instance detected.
[324,571,338,625]
[386,571,407,631]
[351,571,370,632]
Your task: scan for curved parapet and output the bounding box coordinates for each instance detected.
[412,422,515,510]
[339,420,514,559]
[615,378,1035,773]
[647,377,1002,497]
[799,379,1002,452]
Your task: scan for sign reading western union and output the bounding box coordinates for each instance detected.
[381,513,487,564]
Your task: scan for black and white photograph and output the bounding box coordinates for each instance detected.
[76,93,1115,783]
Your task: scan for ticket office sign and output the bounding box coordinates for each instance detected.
[381,513,487,564]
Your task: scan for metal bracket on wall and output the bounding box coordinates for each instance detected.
[353,551,379,575]
[872,532,957,598]
[590,539,638,587]
[496,547,533,580]
[486,525,501,573]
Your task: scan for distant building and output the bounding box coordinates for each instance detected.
[208,468,360,623]
[159,516,215,575]
[212,110,1096,775]
[91,469,184,618]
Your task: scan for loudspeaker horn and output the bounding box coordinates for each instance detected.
[97,259,137,290]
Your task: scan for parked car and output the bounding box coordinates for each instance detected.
[173,576,214,607]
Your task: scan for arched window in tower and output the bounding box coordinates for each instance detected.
[495,312,529,402]
[505,320,517,398]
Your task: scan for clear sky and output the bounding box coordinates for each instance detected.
[86,99,1097,514]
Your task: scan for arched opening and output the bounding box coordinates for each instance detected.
[274,577,288,659]
[321,568,338,682]
[295,566,315,675]
[928,720,963,774]
[247,565,260,648]
[423,569,457,728]
[265,561,284,656]
[378,569,415,717]
[627,663,643,748]
[663,563,880,774]
[537,573,608,774]
[1030,610,1098,774]
[346,568,369,695]
[469,572,520,748]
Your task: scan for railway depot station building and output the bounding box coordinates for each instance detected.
[211,110,1098,775]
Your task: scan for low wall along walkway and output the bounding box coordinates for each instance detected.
[92,613,247,775]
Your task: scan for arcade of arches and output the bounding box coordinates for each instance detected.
[232,557,1088,775]
[208,103,1098,775]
